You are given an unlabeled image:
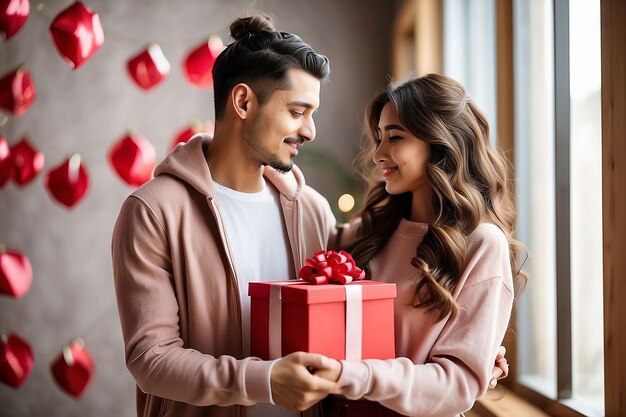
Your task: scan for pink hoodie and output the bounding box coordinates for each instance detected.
[112,136,336,417]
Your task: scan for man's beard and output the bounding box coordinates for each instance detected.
[243,110,294,174]
[264,157,293,174]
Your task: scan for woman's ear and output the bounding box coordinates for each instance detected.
[230,83,258,120]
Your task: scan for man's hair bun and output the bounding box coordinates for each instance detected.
[230,15,276,41]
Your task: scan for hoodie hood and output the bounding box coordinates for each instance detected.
[154,134,305,201]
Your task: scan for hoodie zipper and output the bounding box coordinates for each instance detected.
[207,196,243,357]
[292,199,304,270]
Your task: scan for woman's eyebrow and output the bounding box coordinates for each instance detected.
[384,124,406,131]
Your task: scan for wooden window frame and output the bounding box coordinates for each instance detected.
[600,0,626,415]
[393,0,443,80]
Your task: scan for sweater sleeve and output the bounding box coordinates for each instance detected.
[336,226,514,416]
[111,195,274,406]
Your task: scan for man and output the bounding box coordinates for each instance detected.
[112,15,339,417]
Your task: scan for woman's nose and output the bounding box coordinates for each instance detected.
[373,140,387,164]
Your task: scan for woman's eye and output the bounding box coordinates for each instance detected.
[389,136,401,142]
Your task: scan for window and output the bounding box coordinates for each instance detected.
[569,0,603,411]
[392,1,610,413]
[514,0,604,414]
[444,0,497,144]
[514,0,557,398]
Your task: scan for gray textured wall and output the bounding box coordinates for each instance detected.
[0,1,394,416]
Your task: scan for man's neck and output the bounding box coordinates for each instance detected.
[206,130,265,193]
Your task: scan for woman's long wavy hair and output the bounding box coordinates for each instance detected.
[346,74,527,321]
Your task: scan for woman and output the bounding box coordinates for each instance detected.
[319,74,525,417]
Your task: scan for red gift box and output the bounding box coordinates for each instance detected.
[249,280,396,361]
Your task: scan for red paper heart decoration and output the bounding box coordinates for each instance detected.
[169,119,215,150]
[50,338,94,398]
[108,132,156,187]
[11,138,44,186]
[0,0,29,40]
[0,135,12,187]
[44,154,90,208]
[0,249,32,298]
[127,43,170,90]
[183,35,225,88]
[49,2,104,69]
[0,332,34,388]
[0,67,36,116]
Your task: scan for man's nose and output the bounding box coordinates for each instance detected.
[299,117,316,142]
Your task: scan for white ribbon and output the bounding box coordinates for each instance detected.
[343,285,362,361]
[269,281,304,359]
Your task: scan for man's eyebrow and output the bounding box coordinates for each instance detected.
[287,100,315,109]
[383,124,406,131]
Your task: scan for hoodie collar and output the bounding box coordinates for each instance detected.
[154,134,304,201]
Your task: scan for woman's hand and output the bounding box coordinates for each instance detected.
[489,345,509,389]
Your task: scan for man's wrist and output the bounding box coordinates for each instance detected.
[242,359,276,403]
[267,359,280,405]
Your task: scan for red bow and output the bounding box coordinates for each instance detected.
[298,250,365,285]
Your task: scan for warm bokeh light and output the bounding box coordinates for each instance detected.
[338,193,355,213]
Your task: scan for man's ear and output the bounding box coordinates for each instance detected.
[231,83,258,120]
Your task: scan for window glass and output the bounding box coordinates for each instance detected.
[569,0,604,412]
[443,0,497,144]
[514,0,557,398]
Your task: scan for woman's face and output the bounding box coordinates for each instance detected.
[373,102,431,198]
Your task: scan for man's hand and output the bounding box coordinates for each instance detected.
[489,345,509,389]
[271,352,340,411]
[312,357,342,389]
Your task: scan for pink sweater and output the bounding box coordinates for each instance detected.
[337,219,514,417]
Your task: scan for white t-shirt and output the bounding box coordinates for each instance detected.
[213,179,298,417]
